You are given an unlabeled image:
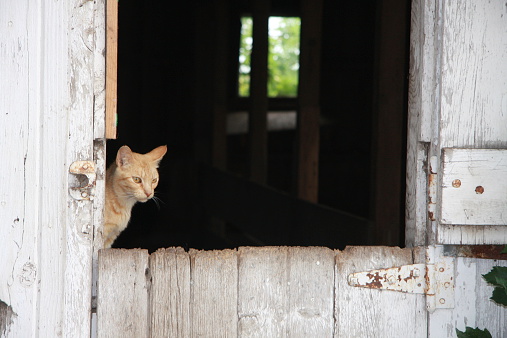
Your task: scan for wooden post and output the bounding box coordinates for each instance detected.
[297,0,323,202]
[105,0,118,139]
[212,0,229,170]
[371,0,409,245]
[249,0,270,183]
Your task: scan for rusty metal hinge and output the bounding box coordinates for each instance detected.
[348,246,454,313]
[69,161,96,200]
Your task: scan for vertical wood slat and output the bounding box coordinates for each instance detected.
[190,249,239,337]
[65,0,97,336]
[371,0,410,246]
[98,249,149,338]
[105,0,118,139]
[439,1,507,149]
[0,1,40,336]
[297,0,323,202]
[249,0,270,183]
[238,247,289,337]
[150,248,190,337]
[211,0,229,170]
[237,247,335,337]
[405,0,433,247]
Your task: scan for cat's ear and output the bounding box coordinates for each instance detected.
[116,145,133,168]
[147,145,167,167]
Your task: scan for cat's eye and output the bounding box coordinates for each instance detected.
[152,178,158,184]
[132,177,142,184]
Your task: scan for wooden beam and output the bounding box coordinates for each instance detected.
[105,0,118,139]
[212,0,229,170]
[372,0,409,245]
[297,0,323,202]
[249,0,270,183]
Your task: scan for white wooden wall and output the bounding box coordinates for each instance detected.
[0,0,105,336]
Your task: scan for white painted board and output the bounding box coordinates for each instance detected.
[441,149,507,225]
[440,1,507,148]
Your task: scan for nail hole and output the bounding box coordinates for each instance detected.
[475,186,484,194]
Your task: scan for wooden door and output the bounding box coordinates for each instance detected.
[95,1,507,337]
[0,0,105,336]
[407,0,507,336]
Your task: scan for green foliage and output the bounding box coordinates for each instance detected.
[455,327,492,338]
[238,16,300,98]
[238,17,253,97]
[267,17,300,97]
[483,266,507,306]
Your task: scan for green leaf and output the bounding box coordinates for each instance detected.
[456,327,492,338]
[482,269,497,286]
[491,286,507,306]
[501,245,507,254]
[482,266,507,288]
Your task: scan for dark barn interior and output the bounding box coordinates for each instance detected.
[107,0,411,252]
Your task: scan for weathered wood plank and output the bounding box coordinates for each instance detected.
[438,148,507,245]
[98,249,149,338]
[33,1,72,334]
[287,247,335,337]
[190,249,238,337]
[440,1,507,148]
[238,246,335,336]
[105,0,118,139]
[0,1,38,336]
[441,149,507,225]
[405,0,433,251]
[149,248,190,338]
[93,0,106,140]
[334,246,427,337]
[238,247,289,337]
[64,0,96,336]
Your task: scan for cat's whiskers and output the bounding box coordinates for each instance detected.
[151,195,164,210]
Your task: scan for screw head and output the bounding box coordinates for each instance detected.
[475,186,484,194]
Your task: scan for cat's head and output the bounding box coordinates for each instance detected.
[113,145,167,203]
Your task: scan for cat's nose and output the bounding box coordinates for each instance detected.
[144,191,151,197]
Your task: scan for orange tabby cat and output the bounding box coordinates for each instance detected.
[103,145,167,248]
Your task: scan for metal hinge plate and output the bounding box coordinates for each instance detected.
[348,246,454,313]
[69,161,96,200]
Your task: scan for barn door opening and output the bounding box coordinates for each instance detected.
[105,0,410,251]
